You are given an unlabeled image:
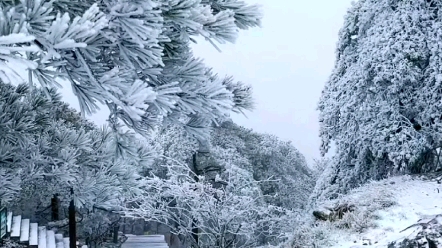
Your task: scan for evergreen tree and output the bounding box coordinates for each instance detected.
[318,0,442,198]
[0,0,260,139]
[211,121,315,210]
[0,82,150,225]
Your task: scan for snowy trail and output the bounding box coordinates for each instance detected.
[331,176,442,247]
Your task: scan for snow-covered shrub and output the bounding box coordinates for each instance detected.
[287,177,402,247]
[322,178,397,233]
[1,239,26,248]
[79,210,120,247]
[289,220,339,248]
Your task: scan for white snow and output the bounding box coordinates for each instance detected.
[47,230,56,248]
[10,215,21,237]
[29,223,38,246]
[330,175,442,247]
[39,226,47,248]
[19,218,30,242]
[55,233,63,242]
[63,237,69,248]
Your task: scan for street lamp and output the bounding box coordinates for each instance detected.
[69,187,76,248]
[0,200,7,243]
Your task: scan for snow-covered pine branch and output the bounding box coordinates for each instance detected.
[0,0,262,140]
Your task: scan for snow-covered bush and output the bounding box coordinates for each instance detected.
[78,210,121,247]
[287,177,402,247]
[0,239,26,248]
[289,220,339,248]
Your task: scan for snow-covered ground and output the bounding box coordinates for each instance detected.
[330,175,442,247]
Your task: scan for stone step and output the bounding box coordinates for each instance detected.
[5,212,87,248]
[46,230,56,248]
[19,218,30,243]
[10,215,22,238]
[55,233,64,248]
[63,237,69,248]
[29,223,38,246]
[55,233,63,243]
[38,226,47,248]
[122,235,169,248]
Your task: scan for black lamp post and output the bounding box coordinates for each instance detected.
[69,187,76,248]
[0,200,7,243]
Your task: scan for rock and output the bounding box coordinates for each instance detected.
[313,208,332,221]
[313,203,356,221]
[362,238,372,245]
[389,214,442,248]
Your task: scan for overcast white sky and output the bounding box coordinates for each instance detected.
[191,0,353,163]
[61,0,353,164]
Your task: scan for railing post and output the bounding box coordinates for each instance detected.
[191,153,199,247]
[51,194,60,221]
[113,225,118,243]
[69,188,76,248]
[0,200,6,244]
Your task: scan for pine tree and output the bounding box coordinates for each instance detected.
[0,0,260,140]
[318,0,442,198]
[0,82,150,225]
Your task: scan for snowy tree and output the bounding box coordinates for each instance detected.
[210,120,315,210]
[0,0,260,140]
[145,124,199,178]
[125,120,310,246]
[0,82,152,231]
[317,0,442,197]
[124,158,287,248]
[148,119,315,210]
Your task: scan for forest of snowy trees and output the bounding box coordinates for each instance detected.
[0,0,315,247]
[2,0,442,247]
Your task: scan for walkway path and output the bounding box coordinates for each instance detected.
[121,234,169,248]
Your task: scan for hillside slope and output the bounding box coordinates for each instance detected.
[283,174,442,247]
[330,175,442,247]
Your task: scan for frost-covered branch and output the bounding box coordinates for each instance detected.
[0,0,262,139]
